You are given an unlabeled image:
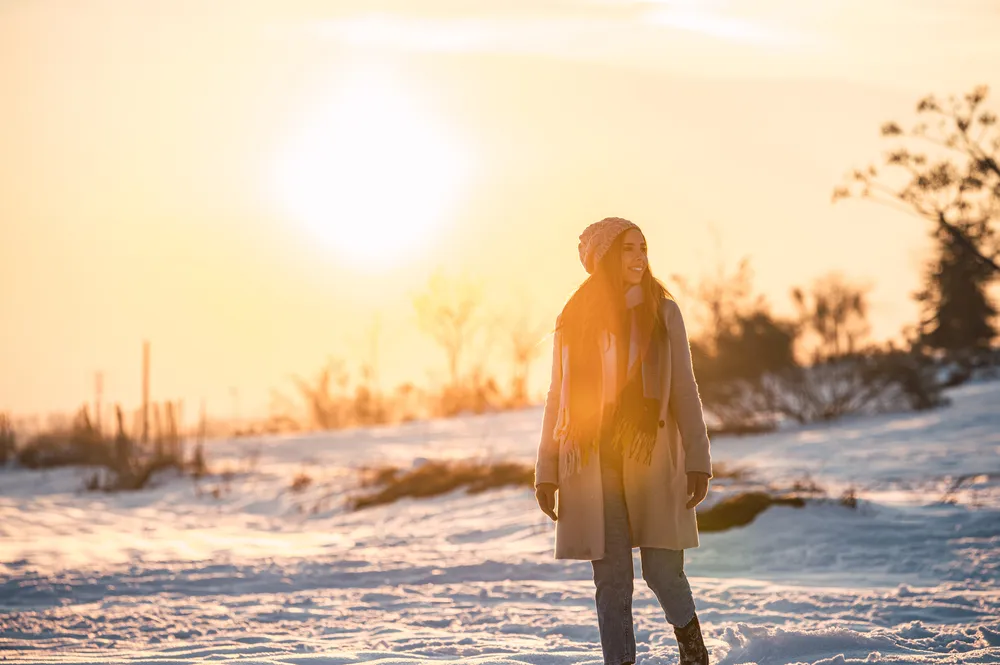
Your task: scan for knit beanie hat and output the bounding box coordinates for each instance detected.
[578,217,640,274]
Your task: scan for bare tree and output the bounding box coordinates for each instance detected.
[834,84,1000,274]
[506,310,549,408]
[672,257,769,355]
[347,312,385,393]
[266,388,301,432]
[344,312,393,426]
[412,270,485,387]
[915,229,998,356]
[791,273,873,363]
[671,258,797,432]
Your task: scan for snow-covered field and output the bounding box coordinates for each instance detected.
[2,381,999,664]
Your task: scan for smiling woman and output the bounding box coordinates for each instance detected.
[271,67,468,267]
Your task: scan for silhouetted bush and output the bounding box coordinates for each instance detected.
[839,487,858,510]
[0,413,16,466]
[708,311,799,382]
[860,347,948,411]
[682,261,952,428]
[679,259,798,432]
[760,347,946,424]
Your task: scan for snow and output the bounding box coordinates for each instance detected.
[1,381,998,664]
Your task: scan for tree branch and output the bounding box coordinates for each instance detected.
[935,211,1000,273]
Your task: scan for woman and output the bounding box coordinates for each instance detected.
[533,217,713,665]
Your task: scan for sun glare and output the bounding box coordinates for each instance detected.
[272,68,467,268]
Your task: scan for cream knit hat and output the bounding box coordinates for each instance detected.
[578,217,640,274]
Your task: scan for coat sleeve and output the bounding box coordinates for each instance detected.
[534,318,563,488]
[665,299,713,478]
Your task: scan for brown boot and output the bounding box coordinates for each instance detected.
[673,612,709,665]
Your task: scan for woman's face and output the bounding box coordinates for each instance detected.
[620,228,648,286]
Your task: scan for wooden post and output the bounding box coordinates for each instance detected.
[229,386,239,435]
[199,398,207,444]
[164,401,177,460]
[114,405,130,472]
[176,399,185,460]
[152,402,163,459]
[142,340,150,444]
[94,371,103,435]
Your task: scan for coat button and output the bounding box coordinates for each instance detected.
[658,419,665,428]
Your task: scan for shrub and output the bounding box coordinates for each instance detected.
[839,487,858,509]
[788,476,825,495]
[860,348,947,411]
[761,348,946,424]
[0,413,15,466]
[700,380,778,435]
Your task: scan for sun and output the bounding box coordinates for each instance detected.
[271,68,467,268]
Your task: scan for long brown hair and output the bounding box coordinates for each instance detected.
[552,226,674,468]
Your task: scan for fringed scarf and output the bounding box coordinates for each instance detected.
[559,285,663,478]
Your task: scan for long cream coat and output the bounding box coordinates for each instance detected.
[534,298,713,560]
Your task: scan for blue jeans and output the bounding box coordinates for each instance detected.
[591,449,697,665]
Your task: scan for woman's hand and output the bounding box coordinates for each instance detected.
[685,472,710,510]
[535,482,558,521]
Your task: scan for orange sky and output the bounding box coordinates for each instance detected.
[2,0,999,424]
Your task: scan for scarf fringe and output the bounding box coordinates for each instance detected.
[609,415,656,466]
[559,409,657,481]
[559,422,600,480]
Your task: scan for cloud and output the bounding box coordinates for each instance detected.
[307,13,605,54]
[297,7,812,64]
[275,0,1000,88]
[642,7,807,47]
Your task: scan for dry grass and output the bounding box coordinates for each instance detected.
[13,403,198,492]
[358,465,401,489]
[290,471,313,493]
[780,474,827,495]
[696,491,807,532]
[349,459,534,510]
[350,460,840,531]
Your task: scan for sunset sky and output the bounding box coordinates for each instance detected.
[2,0,999,423]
